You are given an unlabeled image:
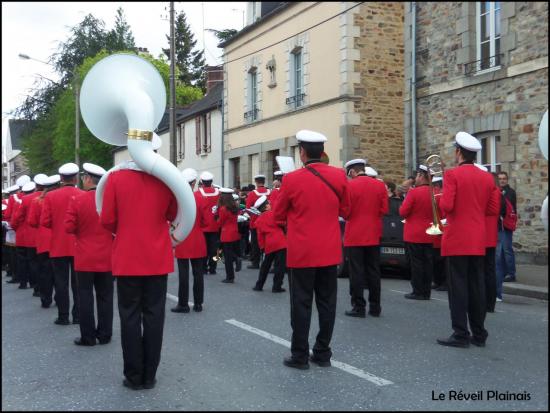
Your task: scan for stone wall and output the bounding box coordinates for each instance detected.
[352,2,405,184]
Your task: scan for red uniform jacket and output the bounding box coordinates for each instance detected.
[485,184,501,248]
[41,185,83,257]
[399,185,434,244]
[440,164,500,256]
[175,191,207,259]
[198,187,220,233]
[8,194,23,245]
[342,175,388,247]
[216,206,240,243]
[28,195,52,254]
[269,188,281,209]
[273,162,350,268]
[100,170,177,276]
[65,189,113,272]
[246,187,271,229]
[256,209,286,254]
[12,192,40,247]
[4,194,19,222]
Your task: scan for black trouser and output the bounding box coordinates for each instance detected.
[177,258,204,306]
[484,248,497,312]
[51,256,79,321]
[27,247,39,290]
[407,242,434,297]
[77,271,114,343]
[249,229,260,266]
[37,252,54,306]
[255,249,286,290]
[116,275,167,385]
[204,232,219,273]
[346,246,381,311]
[6,245,17,278]
[222,241,241,280]
[446,255,488,342]
[289,266,337,363]
[239,226,250,258]
[16,247,31,287]
[432,247,446,286]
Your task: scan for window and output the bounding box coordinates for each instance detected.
[250,154,260,182]
[231,158,240,189]
[195,117,201,155]
[287,48,305,108]
[245,69,258,122]
[177,123,185,160]
[203,113,211,153]
[292,146,301,169]
[476,2,501,72]
[476,133,501,172]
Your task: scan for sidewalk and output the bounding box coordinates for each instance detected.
[503,264,548,300]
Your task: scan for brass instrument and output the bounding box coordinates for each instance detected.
[212,248,224,263]
[425,154,445,235]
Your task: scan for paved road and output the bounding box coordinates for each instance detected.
[2,265,548,411]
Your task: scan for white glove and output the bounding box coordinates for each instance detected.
[237,215,248,223]
[211,205,218,214]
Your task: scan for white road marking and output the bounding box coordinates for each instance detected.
[225,318,394,386]
[166,293,193,306]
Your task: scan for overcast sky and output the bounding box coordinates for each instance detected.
[1,1,246,139]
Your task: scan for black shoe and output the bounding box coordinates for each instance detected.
[123,378,143,391]
[98,338,111,345]
[431,283,439,289]
[436,335,470,348]
[7,279,19,284]
[235,258,242,272]
[74,337,96,346]
[171,305,190,313]
[18,284,29,289]
[54,318,70,325]
[404,293,430,300]
[486,307,495,313]
[435,285,448,292]
[222,278,234,283]
[41,303,51,308]
[247,264,259,270]
[143,378,157,390]
[72,318,80,324]
[283,356,309,370]
[309,355,331,367]
[32,290,41,297]
[272,288,286,293]
[503,275,516,282]
[208,270,217,275]
[252,286,262,291]
[368,306,381,317]
[470,337,486,347]
[193,304,203,312]
[345,308,366,318]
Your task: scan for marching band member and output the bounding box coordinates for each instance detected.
[64,163,114,346]
[437,132,500,348]
[198,171,221,275]
[252,195,287,293]
[273,130,350,370]
[100,155,177,390]
[269,170,284,208]
[246,174,271,269]
[4,185,21,283]
[41,163,83,325]
[172,168,207,313]
[399,165,435,300]
[214,188,241,283]
[7,176,31,285]
[341,158,388,318]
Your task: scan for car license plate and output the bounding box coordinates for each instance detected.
[381,247,405,255]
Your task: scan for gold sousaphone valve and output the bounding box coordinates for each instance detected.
[127,129,153,141]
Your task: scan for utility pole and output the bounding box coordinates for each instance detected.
[169,1,177,165]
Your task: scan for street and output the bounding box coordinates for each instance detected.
[2,265,548,411]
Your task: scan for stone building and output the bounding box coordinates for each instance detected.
[2,119,32,188]
[220,2,404,187]
[403,2,548,262]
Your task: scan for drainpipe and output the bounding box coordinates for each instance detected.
[411,2,417,172]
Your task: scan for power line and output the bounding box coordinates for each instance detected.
[222,2,365,66]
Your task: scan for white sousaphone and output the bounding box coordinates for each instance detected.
[539,110,548,232]
[79,53,196,244]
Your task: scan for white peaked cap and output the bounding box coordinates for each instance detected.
[417,164,428,172]
[455,131,482,152]
[344,159,366,169]
[219,187,234,194]
[8,185,20,193]
[254,174,266,180]
[16,175,31,187]
[2,188,8,194]
[296,129,327,143]
[22,182,36,192]
[365,166,378,177]
[45,175,61,185]
[474,163,488,172]
[254,195,268,209]
[200,171,214,181]
[274,171,284,176]
[152,133,162,150]
[232,193,239,200]
[83,163,107,177]
[33,174,49,186]
[182,168,198,183]
[58,162,80,176]
[432,176,443,183]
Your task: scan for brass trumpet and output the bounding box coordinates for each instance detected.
[212,248,224,263]
[425,154,445,235]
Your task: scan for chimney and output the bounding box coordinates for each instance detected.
[205,65,223,94]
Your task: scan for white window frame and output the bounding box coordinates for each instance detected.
[248,69,257,121]
[476,133,501,173]
[475,2,501,75]
[177,123,185,160]
[290,48,303,108]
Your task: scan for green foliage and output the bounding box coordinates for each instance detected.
[106,7,135,53]
[207,28,238,44]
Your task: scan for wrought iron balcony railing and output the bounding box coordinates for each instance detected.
[464,54,503,75]
[286,93,306,107]
[244,107,259,121]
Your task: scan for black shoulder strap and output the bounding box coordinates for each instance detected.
[304,165,340,201]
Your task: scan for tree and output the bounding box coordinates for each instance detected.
[106,7,136,53]
[163,10,206,92]
[207,28,238,44]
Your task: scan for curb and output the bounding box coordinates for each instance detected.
[503,283,548,301]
